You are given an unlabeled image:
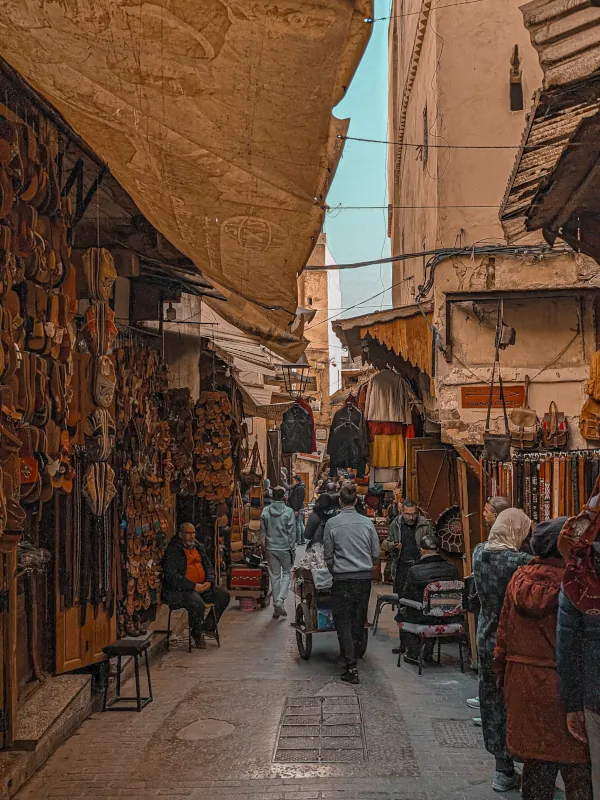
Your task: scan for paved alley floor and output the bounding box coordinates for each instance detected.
[17,575,534,800]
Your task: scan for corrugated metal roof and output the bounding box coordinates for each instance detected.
[500,75,600,241]
[521,0,600,89]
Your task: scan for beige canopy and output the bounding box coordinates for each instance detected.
[0,0,372,359]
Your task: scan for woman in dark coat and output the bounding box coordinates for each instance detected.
[495,517,591,799]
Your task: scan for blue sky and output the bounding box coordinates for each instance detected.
[324,0,392,319]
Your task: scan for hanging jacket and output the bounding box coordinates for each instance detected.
[495,558,589,764]
[327,403,369,476]
[260,501,296,552]
[364,370,412,423]
[281,403,312,454]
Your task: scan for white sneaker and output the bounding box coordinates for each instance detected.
[472,717,482,727]
[279,606,288,618]
[273,605,281,619]
[467,696,480,709]
[492,772,520,793]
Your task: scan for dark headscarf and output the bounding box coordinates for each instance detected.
[530,516,568,559]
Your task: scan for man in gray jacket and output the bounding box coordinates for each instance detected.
[260,486,296,619]
[323,482,380,685]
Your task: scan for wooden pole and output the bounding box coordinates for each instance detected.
[457,458,478,671]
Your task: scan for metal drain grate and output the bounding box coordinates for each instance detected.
[431,719,484,748]
[274,696,367,763]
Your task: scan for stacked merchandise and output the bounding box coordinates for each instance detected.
[163,388,196,495]
[243,439,265,548]
[115,341,170,637]
[193,390,234,502]
[482,451,600,523]
[230,486,244,564]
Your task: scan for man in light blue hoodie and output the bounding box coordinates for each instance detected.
[260,486,296,618]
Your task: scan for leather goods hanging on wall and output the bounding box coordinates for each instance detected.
[85,408,116,462]
[83,461,116,516]
[580,397,600,442]
[483,363,511,463]
[90,355,116,408]
[82,247,117,301]
[542,401,568,449]
[510,375,537,450]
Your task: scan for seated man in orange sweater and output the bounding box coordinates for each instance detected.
[162,522,230,649]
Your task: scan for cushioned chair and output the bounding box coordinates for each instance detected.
[397,580,465,675]
[371,591,399,634]
[166,603,220,652]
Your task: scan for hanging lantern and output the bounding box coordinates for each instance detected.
[280,356,311,399]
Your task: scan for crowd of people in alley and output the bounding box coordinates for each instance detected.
[166,471,600,800]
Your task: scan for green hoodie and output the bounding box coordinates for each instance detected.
[260,501,296,552]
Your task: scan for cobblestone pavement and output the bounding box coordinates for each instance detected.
[16,573,541,800]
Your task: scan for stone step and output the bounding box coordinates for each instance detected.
[13,674,92,751]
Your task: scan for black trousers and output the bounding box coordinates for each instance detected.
[331,578,371,669]
[522,760,592,800]
[167,586,230,637]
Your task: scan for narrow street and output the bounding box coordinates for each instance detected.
[17,577,523,800]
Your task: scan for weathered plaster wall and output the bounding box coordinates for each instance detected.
[432,252,599,447]
[388,0,546,307]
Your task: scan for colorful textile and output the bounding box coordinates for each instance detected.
[370,434,405,468]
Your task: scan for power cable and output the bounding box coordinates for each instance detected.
[304,243,571,271]
[366,0,487,21]
[339,134,579,151]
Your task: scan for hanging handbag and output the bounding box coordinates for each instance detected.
[579,397,600,442]
[542,401,568,449]
[509,375,538,449]
[483,358,511,463]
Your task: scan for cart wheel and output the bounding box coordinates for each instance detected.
[355,628,368,659]
[295,604,313,660]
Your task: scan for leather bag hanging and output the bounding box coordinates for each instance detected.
[579,397,600,442]
[510,376,538,450]
[542,401,568,450]
[483,357,511,463]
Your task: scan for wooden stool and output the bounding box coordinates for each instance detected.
[102,638,153,712]
[166,603,220,651]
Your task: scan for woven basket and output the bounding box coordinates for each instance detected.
[240,597,257,612]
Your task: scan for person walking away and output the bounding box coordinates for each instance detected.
[260,486,296,619]
[304,491,340,547]
[323,482,380,686]
[472,507,532,793]
[162,523,231,649]
[287,474,306,545]
[495,518,592,800]
[396,532,459,663]
[386,498,432,655]
[557,494,600,798]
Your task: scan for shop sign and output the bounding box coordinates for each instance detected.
[461,384,525,409]
[315,427,328,441]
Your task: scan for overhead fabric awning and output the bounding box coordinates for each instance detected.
[0,0,372,359]
[333,303,434,377]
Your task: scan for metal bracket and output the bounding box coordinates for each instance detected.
[60,158,107,235]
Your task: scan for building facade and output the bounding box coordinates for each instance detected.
[386,0,600,448]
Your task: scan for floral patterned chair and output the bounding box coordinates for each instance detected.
[397,580,466,674]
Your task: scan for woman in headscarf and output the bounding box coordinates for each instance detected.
[472,507,532,793]
[495,518,592,800]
